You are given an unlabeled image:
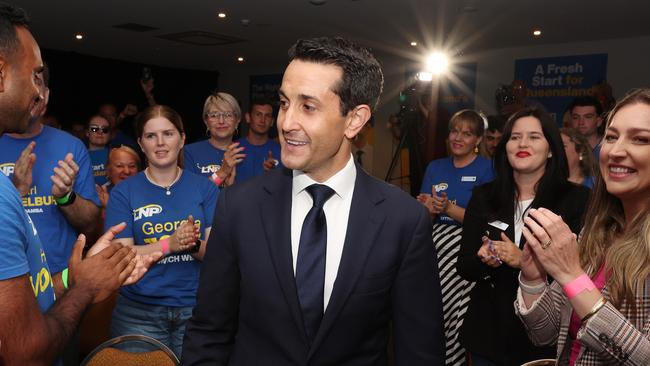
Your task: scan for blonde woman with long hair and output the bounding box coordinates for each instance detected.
[517,88,650,365]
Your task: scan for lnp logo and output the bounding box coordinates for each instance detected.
[133,204,163,221]
[199,164,220,174]
[0,162,15,176]
[433,183,448,193]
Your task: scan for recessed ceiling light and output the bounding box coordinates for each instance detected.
[75,33,83,40]
[237,57,244,62]
[410,41,417,47]
[218,12,227,18]
[533,29,542,37]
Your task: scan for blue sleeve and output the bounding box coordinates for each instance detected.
[420,161,437,194]
[0,182,30,280]
[104,184,134,239]
[73,143,101,206]
[201,180,219,230]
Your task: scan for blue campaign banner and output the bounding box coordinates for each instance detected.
[514,54,608,123]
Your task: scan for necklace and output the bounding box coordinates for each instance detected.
[144,167,182,196]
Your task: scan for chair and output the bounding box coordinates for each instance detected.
[521,359,556,366]
[80,334,179,366]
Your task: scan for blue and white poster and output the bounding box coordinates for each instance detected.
[514,53,608,123]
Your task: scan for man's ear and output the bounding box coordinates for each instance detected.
[245,112,251,124]
[344,105,371,140]
[596,115,604,127]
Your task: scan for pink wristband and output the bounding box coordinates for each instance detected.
[210,172,224,186]
[563,273,596,299]
[159,238,171,255]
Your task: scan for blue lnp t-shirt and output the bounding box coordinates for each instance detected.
[105,170,219,307]
[183,139,226,179]
[420,156,495,225]
[88,147,109,185]
[0,126,101,273]
[236,137,282,184]
[0,174,56,311]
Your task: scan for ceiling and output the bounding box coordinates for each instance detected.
[14,0,650,72]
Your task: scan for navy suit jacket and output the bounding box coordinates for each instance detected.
[182,166,444,366]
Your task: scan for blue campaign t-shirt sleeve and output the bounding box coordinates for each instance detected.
[73,142,101,206]
[105,177,135,238]
[0,175,30,280]
[200,176,219,230]
[420,158,446,194]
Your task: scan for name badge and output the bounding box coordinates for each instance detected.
[461,176,477,182]
[488,220,509,231]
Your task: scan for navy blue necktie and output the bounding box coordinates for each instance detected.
[296,184,335,343]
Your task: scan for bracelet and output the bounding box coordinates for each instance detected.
[210,173,224,187]
[563,273,596,299]
[159,237,171,255]
[518,272,547,294]
[55,191,76,206]
[62,268,69,289]
[581,297,607,323]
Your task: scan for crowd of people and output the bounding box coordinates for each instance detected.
[2,3,650,366]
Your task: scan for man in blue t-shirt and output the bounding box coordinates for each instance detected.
[0,64,101,275]
[0,7,148,364]
[236,99,282,183]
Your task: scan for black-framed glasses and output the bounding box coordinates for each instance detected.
[204,111,236,120]
[89,125,110,134]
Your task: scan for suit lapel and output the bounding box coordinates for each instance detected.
[260,168,309,345]
[308,168,386,358]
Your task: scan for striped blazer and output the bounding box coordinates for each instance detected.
[515,278,650,365]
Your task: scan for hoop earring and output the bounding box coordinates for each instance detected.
[206,128,211,137]
[547,152,553,158]
[474,145,479,153]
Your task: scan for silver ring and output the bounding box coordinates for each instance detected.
[541,240,552,250]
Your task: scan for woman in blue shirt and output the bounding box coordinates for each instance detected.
[105,105,219,358]
[416,109,494,366]
[184,92,245,187]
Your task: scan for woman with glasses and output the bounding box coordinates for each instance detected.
[184,92,246,187]
[456,108,590,366]
[86,115,112,185]
[105,105,219,358]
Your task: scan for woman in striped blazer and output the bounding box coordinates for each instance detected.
[517,88,650,365]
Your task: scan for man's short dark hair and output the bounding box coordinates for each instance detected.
[249,97,274,112]
[0,3,29,59]
[486,115,506,133]
[288,37,384,115]
[568,96,603,116]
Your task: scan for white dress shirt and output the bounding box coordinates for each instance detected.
[291,155,356,311]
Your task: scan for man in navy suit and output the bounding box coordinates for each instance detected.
[182,36,444,366]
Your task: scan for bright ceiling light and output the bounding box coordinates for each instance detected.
[75,33,83,40]
[533,29,542,37]
[425,52,449,75]
[237,57,244,62]
[410,41,417,47]
[218,12,227,18]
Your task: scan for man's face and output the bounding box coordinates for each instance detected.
[246,104,274,136]
[277,60,357,182]
[571,105,602,137]
[485,130,503,157]
[0,26,43,134]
